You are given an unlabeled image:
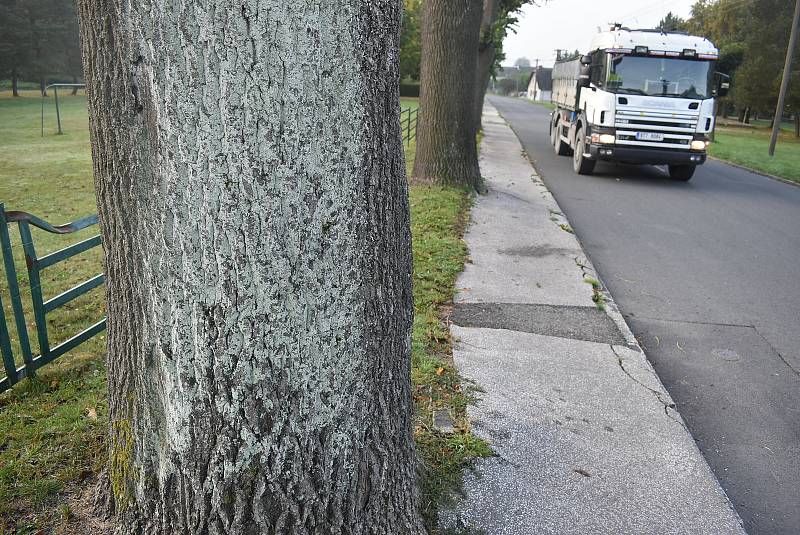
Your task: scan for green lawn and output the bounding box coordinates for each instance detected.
[401,96,420,111]
[710,127,800,184]
[0,91,483,532]
[0,90,108,533]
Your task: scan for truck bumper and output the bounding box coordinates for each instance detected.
[588,145,706,166]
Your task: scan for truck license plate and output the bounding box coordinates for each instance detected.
[636,132,664,142]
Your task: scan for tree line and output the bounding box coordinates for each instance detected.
[0,0,82,95]
[661,0,800,133]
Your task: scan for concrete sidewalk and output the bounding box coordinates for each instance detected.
[439,103,745,534]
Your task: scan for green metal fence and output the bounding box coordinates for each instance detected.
[0,203,105,392]
[401,107,419,145]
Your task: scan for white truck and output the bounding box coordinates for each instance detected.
[550,27,730,181]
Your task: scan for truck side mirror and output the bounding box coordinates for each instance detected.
[578,65,591,88]
[580,54,592,66]
[714,72,730,97]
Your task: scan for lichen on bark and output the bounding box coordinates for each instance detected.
[77,1,424,533]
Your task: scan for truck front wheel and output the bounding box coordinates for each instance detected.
[573,130,596,175]
[668,164,696,181]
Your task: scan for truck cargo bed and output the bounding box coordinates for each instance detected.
[551,59,582,111]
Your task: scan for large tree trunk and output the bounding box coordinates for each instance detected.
[413,0,483,189]
[76,2,424,534]
[473,0,500,133]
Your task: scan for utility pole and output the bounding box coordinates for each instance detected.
[769,0,800,156]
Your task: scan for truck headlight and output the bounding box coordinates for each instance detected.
[591,133,616,144]
[690,140,709,151]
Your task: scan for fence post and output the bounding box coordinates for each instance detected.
[54,86,62,135]
[0,205,36,378]
[0,287,18,386]
[18,222,50,358]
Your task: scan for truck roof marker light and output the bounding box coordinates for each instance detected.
[635,46,649,54]
[682,49,696,57]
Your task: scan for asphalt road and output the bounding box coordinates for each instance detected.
[488,95,800,535]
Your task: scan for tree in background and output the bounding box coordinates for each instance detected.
[555,49,581,61]
[78,1,424,531]
[472,1,543,130]
[0,0,32,96]
[657,12,685,32]
[400,0,422,81]
[413,0,544,187]
[514,56,531,67]
[0,0,82,95]
[681,0,799,132]
[735,0,800,131]
[414,0,484,188]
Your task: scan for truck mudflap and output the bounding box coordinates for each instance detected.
[587,144,707,166]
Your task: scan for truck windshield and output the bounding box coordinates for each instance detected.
[607,54,714,99]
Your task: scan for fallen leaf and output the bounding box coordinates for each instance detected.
[86,407,98,420]
[435,367,445,376]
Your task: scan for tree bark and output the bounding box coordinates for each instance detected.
[413,0,483,189]
[11,68,18,97]
[76,2,423,534]
[473,0,501,133]
[795,114,799,137]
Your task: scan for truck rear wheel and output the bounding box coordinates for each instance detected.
[668,164,696,181]
[552,118,572,156]
[573,130,595,175]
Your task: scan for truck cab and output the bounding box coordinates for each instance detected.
[550,28,730,181]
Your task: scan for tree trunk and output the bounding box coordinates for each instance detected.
[77,2,423,534]
[795,113,799,137]
[472,0,500,133]
[71,75,79,96]
[11,68,18,97]
[40,77,47,97]
[413,0,483,189]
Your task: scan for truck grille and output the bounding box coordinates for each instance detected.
[614,106,698,150]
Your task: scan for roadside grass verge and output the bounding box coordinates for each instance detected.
[710,128,800,184]
[408,183,491,530]
[0,93,487,532]
[403,119,491,529]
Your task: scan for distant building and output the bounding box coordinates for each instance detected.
[526,67,552,102]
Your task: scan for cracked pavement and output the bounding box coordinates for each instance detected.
[489,95,800,535]
[439,103,744,534]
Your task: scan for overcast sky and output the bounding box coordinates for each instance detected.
[503,0,697,68]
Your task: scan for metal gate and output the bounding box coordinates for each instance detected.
[0,204,105,392]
